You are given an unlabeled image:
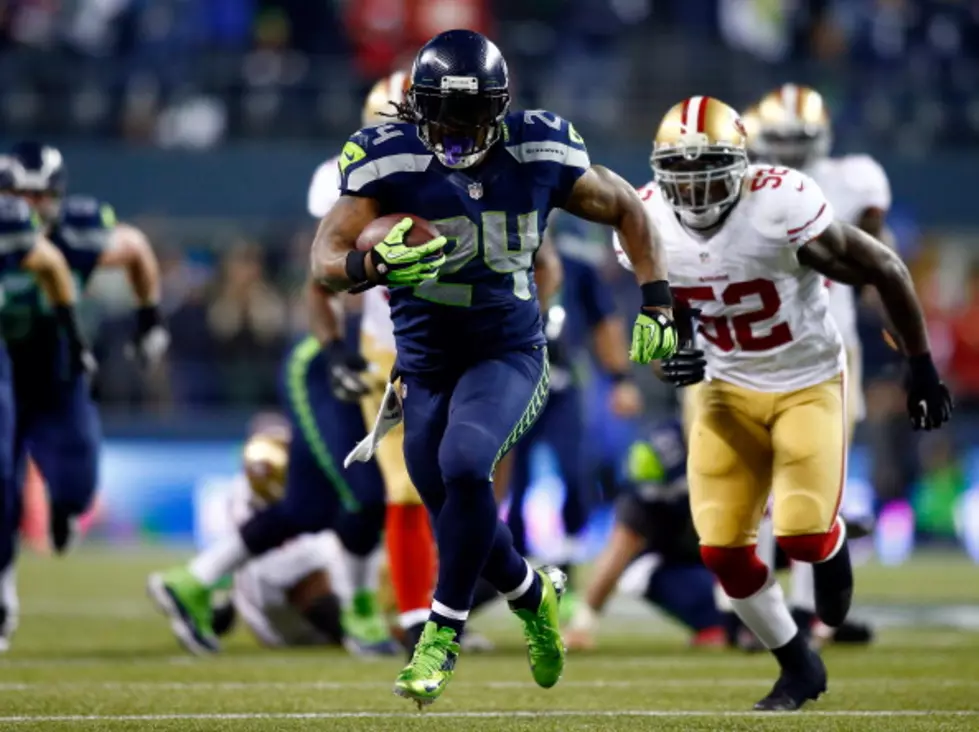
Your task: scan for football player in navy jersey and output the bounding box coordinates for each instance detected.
[0,144,166,576]
[312,30,678,706]
[0,191,91,650]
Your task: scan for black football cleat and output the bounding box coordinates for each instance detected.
[832,619,874,645]
[813,538,853,627]
[754,648,827,711]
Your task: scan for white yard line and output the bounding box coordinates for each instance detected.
[0,710,977,723]
[0,678,977,692]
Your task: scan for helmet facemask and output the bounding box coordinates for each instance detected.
[652,146,748,230]
[754,125,830,170]
[408,79,509,169]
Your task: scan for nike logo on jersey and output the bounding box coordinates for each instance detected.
[796,181,805,191]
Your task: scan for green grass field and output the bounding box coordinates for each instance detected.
[1,547,978,731]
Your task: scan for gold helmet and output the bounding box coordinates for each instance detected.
[751,84,831,168]
[242,429,290,507]
[362,70,410,127]
[740,104,764,161]
[651,96,749,228]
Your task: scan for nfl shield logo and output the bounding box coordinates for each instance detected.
[467,182,483,200]
[699,252,710,263]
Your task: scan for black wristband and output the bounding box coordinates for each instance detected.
[640,280,673,309]
[908,352,938,381]
[609,371,630,384]
[136,304,162,333]
[344,250,369,285]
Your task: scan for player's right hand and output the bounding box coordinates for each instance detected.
[660,347,707,387]
[369,217,446,287]
[629,310,678,364]
[906,353,953,430]
[325,341,370,402]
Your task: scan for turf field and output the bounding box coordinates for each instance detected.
[2,548,978,731]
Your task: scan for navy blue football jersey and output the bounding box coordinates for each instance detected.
[339,110,591,373]
[0,195,113,385]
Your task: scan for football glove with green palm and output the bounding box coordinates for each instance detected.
[630,310,678,364]
[370,217,447,287]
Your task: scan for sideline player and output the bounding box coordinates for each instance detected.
[616,95,951,710]
[743,87,887,642]
[0,192,90,650]
[0,143,167,556]
[314,30,677,706]
[308,71,440,654]
[565,417,725,650]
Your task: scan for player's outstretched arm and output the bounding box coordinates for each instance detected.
[799,222,952,430]
[562,166,677,363]
[563,166,667,291]
[310,196,381,292]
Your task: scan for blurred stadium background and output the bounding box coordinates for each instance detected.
[1,1,978,729]
[2,0,973,566]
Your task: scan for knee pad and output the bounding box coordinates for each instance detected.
[699,545,768,600]
[776,518,844,564]
[438,421,497,486]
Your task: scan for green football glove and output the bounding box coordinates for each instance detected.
[370,217,446,287]
[630,311,678,364]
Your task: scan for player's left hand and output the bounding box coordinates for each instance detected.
[906,353,953,430]
[325,341,370,402]
[128,305,170,367]
[629,310,678,364]
[660,347,707,388]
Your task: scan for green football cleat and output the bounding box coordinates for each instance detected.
[512,566,567,689]
[146,567,218,654]
[559,589,580,627]
[393,621,460,708]
[342,589,399,655]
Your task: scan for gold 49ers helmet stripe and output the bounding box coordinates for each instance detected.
[681,95,708,133]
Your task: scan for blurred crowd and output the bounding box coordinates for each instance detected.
[0,1,977,151]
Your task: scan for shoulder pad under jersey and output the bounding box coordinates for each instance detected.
[0,194,39,253]
[838,154,891,211]
[501,110,590,169]
[55,195,115,251]
[337,122,429,197]
[744,165,835,247]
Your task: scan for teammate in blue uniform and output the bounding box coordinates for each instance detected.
[148,283,397,656]
[0,191,91,650]
[0,143,166,555]
[505,222,641,603]
[311,30,678,706]
[565,418,724,649]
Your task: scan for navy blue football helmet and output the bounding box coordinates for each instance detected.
[8,141,67,195]
[406,30,510,169]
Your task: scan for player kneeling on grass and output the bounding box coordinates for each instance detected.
[566,418,725,650]
[206,427,354,649]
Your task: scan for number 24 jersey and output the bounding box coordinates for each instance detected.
[616,164,845,393]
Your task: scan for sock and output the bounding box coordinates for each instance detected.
[189,532,249,587]
[504,560,543,614]
[428,478,500,637]
[470,577,500,615]
[386,504,436,620]
[789,561,816,613]
[728,574,798,650]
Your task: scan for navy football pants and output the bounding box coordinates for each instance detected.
[401,348,549,613]
[0,373,99,572]
[240,338,384,558]
[507,385,590,555]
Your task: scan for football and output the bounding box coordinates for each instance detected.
[355,213,441,252]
